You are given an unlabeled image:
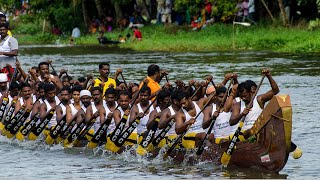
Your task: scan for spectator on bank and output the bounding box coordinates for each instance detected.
[248,0,255,22]
[129,12,145,28]
[132,26,142,42]
[156,0,165,24]
[0,23,18,69]
[162,0,172,24]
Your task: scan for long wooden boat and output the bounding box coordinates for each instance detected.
[166,94,292,173]
[5,95,291,173]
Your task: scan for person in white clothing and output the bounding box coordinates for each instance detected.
[203,86,232,144]
[0,73,8,97]
[0,23,18,69]
[229,69,279,139]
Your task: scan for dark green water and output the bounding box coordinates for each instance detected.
[0,45,318,179]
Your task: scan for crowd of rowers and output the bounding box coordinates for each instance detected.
[0,60,302,158]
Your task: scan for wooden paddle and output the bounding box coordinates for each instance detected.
[120,72,129,91]
[114,98,157,147]
[196,79,233,155]
[28,101,62,141]
[163,92,216,160]
[220,75,265,167]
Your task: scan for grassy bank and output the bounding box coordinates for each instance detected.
[15,24,320,53]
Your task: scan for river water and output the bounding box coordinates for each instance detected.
[0,45,319,179]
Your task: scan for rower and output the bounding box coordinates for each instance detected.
[102,87,117,138]
[55,86,71,128]
[157,89,184,147]
[175,90,207,149]
[85,87,104,138]
[65,85,83,127]
[14,82,34,114]
[202,86,231,144]
[40,84,61,136]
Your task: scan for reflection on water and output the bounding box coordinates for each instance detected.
[0,45,319,179]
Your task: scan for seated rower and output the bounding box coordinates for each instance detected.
[229,69,279,141]
[202,86,231,144]
[130,85,155,145]
[157,89,184,148]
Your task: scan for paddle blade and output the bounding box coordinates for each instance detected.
[0,122,4,130]
[28,132,38,141]
[87,141,98,149]
[45,135,55,145]
[163,152,169,160]
[136,145,147,156]
[6,132,14,139]
[16,131,25,141]
[105,137,121,153]
[85,129,94,141]
[1,129,8,136]
[221,152,232,166]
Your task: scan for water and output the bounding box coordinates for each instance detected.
[1,45,319,179]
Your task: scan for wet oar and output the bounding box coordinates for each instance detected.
[48,61,58,76]
[16,112,40,141]
[4,105,27,138]
[220,75,265,167]
[87,116,112,149]
[0,97,18,133]
[45,115,67,145]
[196,79,233,155]
[28,102,62,141]
[0,96,10,130]
[163,93,216,160]
[107,98,156,153]
[116,98,156,147]
[8,108,32,138]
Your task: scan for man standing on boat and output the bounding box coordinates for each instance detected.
[34,62,63,93]
[0,23,18,69]
[94,62,122,96]
[139,64,169,101]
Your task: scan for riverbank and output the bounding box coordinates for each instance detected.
[15,24,320,53]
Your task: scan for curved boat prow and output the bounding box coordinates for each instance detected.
[226,94,292,172]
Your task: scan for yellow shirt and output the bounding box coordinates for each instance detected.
[7,30,12,36]
[139,76,161,97]
[94,77,116,95]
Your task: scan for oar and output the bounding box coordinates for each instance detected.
[163,93,216,160]
[28,102,62,141]
[196,79,233,155]
[220,75,265,167]
[6,98,39,138]
[115,98,157,147]
[87,115,113,149]
[45,114,67,145]
[0,95,10,130]
[7,108,32,138]
[63,112,99,146]
[16,112,40,141]
[4,105,27,138]
[58,114,78,141]
[48,60,58,76]
[120,72,129,91]
[0,97,18,132]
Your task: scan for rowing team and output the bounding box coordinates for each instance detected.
[0,61,302,158]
